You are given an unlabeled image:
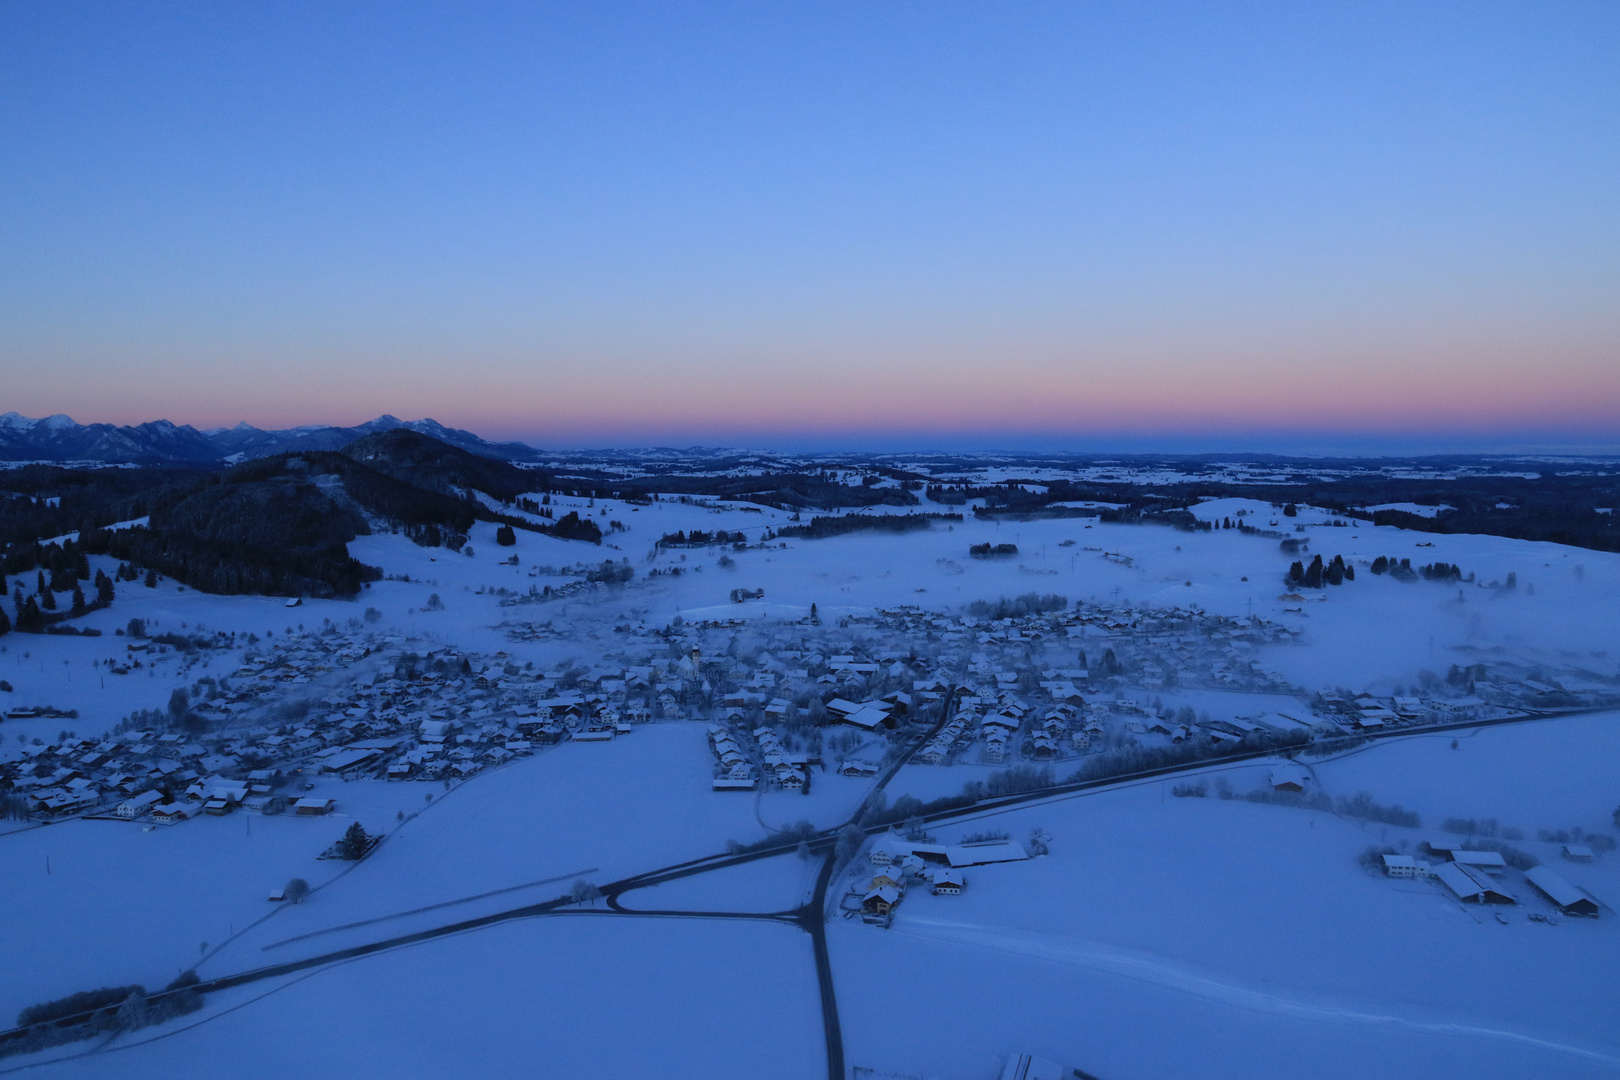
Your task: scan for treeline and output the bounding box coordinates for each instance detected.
[2,537,120,635]
[549,511,602,544]
[726,820,819,854]
[1222,468,1620,555]
[1368,556,1473,584]
[1285,553,1353,588]
[778,513,959,540]
[925,461,1620,556]
[658,529,749,547]
[969,542,1018,558]
[1174,777,1421,828]
[585,560,633,584]
[5,974,204,1060]
[966,593,1068,620]
[612,470,923,511]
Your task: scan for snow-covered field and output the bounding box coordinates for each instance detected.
[836,722,1620,1079]
[4,490,1619,1078]
[30,916,824,1079]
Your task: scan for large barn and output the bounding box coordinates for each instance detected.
[1434,862,1515,905]
[1525,866,1600,918]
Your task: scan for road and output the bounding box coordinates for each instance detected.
[1,698,1599,1075]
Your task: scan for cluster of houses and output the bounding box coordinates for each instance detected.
[917,693,1092,767]
[1312,661,1620,731]
[1313,692,1499,731]
[854,834,1033,924]
[0,723,342,825]
[1383,844,1602,918]
[706,723,812,792]
[0,627,665,823]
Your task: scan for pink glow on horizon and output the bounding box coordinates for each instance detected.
[10,321,1618,448]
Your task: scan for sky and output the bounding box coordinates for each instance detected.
[2,2,1618,453]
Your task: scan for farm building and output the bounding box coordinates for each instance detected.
[931,869,965,895]
[1428,845,1508,873]
[1382,854,1430,878]
[294,797,335,816]
[1525,866,1600,918]
[1434,862,1514,905]
[1449,849,1508,874]
[1270,766,1309,792]
[319,747,384,775]
[1562,844,1595,863]
[946,840,1031,868]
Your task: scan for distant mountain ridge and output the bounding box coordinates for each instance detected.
[0,412,544,464]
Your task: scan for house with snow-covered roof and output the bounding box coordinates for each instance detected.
[862,885,900,916]
[115,790,163,818]
[1381,854,1429,878]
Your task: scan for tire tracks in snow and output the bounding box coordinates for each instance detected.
[890,916,1620,1068]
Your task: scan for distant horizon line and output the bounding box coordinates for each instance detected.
[5,408,1620,460]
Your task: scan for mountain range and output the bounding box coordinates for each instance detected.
[0,412,544,464]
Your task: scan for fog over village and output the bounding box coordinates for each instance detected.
[4,4,1620,1079]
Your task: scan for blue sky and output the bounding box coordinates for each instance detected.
[2,2,1617,451]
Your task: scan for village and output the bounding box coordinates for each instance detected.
[7,585,1607,838]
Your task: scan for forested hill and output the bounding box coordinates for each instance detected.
[1,435,584,602]
[340,428,546,502]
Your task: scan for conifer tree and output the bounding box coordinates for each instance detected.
[17,596,43,633]
[1302,554,1324,589]
[338,821,372,860]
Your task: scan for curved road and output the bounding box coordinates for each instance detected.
[2,698,1597,1075]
